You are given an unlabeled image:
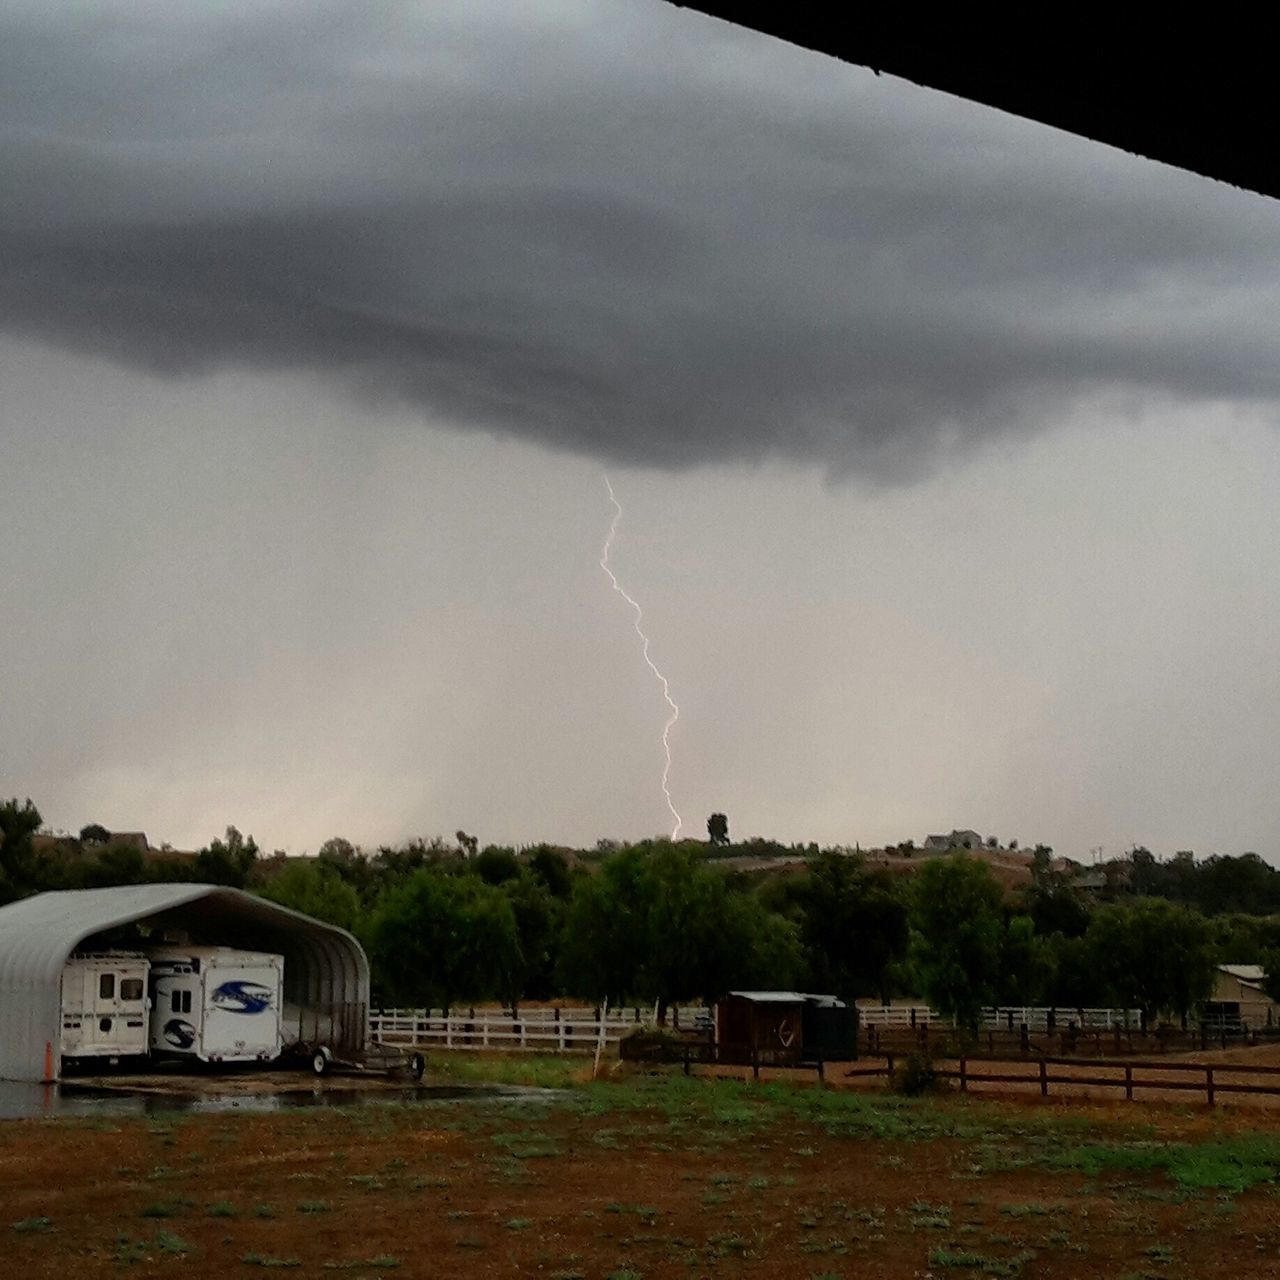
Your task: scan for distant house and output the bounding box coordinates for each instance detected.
[923,829,985,852]
[1205,964,1280,1029]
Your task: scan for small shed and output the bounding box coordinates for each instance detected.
[715,991,856,1066]
[0,884,370,1081]
[1205,964,1279,1029]
[716,991,807,1065]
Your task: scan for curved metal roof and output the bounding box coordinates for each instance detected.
[0,884,370,1081]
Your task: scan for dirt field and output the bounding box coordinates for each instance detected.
[4,1061,1280,1279]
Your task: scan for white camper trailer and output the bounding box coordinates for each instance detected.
[60,951,151,1063]
[148,946,284,1064]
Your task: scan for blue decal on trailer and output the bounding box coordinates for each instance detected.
[163,1019,197,1049]
[211,980,274,1014]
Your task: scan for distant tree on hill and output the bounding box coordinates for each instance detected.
[706,813,729,846]
[527,846,573,899]
[474,845,520,886]
[455,830,479,858]
[195,826,259,889]
[79,823,111,846]
[0,798,43,904]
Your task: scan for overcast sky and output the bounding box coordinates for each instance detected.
[3,1,1280,860]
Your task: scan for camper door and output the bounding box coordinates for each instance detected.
[150,968,203,1056]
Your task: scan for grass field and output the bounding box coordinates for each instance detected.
[5,1056,1280,1278]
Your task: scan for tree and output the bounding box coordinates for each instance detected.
[79,823,112,846]
[1085,899,1216,1024]
[707,813,730,846]
[798,851,908,1003]
[0,798,42,903]
[527,845,573,899]
[909,854,1005,1033]
[997,914,1054,1006]
[455,830,479,858]
[557,844,800,1018]
[474,846,521,886]
[195,826,259,888]
[259,859,361,933]
[366,869,521,1011]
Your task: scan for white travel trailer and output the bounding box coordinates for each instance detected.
[148,946,284,1064]
[60,951,151,1063]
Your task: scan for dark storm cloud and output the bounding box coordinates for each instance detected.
[2,0,1279,478]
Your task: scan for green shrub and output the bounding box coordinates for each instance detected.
[892,1051,947,1097]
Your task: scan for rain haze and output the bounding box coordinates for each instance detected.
[3,0,1280,860]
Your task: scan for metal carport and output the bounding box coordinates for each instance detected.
[0,884,369,1081]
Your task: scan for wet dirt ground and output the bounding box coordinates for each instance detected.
[4,1069,1280,1278]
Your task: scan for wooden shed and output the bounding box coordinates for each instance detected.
[716,991,807,1066]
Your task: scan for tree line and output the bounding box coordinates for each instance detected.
[3,798,1280,1026]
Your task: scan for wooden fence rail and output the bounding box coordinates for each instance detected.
[845,1053,1280,1106]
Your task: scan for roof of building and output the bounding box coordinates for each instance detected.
[1218,964,1267,983]
[726,991,844,1006]
[0,884,369,1081]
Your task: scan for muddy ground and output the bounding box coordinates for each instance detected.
[4,1064,1280,1278]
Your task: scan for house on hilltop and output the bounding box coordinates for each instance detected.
[923,829,984,852]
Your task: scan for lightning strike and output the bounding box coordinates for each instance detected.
[599,474,683,839]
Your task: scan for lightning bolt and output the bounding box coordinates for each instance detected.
[600,474,683,839]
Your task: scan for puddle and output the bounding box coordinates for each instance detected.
[0,1080,562,1120]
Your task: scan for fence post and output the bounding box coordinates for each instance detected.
[751,1046,760,1081]
[683,1047,691,1077]
[1039,1058,1048,1098]
[886,1052,894,1079]
[959,1057,967,1093]
[1206,1066,1215,1107]
[1124,1063,1133,1102]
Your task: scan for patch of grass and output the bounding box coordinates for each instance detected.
[505,1218,533,1230]
[206,1201,236,1218]
[10,1217,52,1233]
[253,1204,276,1219]
[322,1258,402,1271]
[347,1174,384,1190]
[242,1255,302,1269]
[417,1051,579,1090]
[1046,1136,1280,1193]
[140,1201,184,1219]
[153,1229,192,1255]
[296,1200,332,1214]
[491,1130,564,1159]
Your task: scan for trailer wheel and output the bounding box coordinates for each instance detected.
[409,1052,426,1081]
[311,1046,333,1077]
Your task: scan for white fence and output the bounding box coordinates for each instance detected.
[856,1005,1142,1032]
[369,1006,711,1054]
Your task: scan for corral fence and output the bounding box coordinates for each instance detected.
[369,1005,710,1054]
[845,1053,1280,1107]
[862,1022,1280,1060]
[858,1005,1142,1032]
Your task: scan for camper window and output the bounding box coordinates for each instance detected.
[121,978,143,1001]
[99,973,115,999]
[170,990,192,1014]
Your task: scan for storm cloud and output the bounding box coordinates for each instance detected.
[3,0,1279,478]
